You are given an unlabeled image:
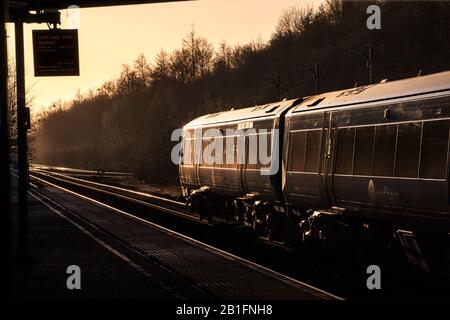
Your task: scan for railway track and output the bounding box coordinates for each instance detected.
[29,166,450,299]
[31,167,189,216]
[30,166,290,249]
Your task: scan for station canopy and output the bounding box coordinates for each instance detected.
[8,0,188,11]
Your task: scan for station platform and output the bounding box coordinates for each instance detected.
[11,190,205,300]
[11,184,340,300]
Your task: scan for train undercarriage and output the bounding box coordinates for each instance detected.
[185,187,450,275]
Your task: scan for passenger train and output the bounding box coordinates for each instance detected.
[179,71,450,271]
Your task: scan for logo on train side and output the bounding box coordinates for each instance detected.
[368,180,376,202]
[368,179,400,203]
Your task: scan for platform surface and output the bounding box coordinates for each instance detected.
[11,184,339,300]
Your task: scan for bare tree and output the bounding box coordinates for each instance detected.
[152,49,171,81]
[32,1,450,184]
[182,28,214,81]
[97,80,117,98]
[133,54,152,88]
[170,48,191,83]
[274,5,315,38]
[6,58,17,142]
[7,58,35,142]
[214,40,232,72]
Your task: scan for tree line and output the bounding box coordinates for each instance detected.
[32,0,450,184]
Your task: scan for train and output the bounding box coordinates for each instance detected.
[179,70,450,271]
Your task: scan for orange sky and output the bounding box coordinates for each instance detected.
[7,0,324,114]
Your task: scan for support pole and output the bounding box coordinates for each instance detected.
[314,62,319,94]
[368,47,373,85]
[275,73,280,101]
[0,0,12,294]
[14,20,33,266]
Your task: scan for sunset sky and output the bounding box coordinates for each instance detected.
[7,0,324,113]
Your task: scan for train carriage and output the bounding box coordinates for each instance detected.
[179,70,450,270]
[284,71,450,230]
[179,99,302,202]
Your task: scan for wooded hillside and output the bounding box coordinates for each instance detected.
[33,1,450,183]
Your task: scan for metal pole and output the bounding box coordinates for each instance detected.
[314,62,319,94]
[368,47,373,85]
[14,20,33,266]
[275,73,280,101]
[0,0,12,294]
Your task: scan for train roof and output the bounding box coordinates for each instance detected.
[290,70,450,114]
[184,98,302,128]
[184,70,450,129]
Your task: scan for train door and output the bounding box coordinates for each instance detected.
[448,124,450,215]
[194,127,202,187]
[320,111,338,207]
[239,132,248,194]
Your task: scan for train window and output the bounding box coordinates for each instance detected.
[353,126,375,175]
[183,138,194,165]
[259,132,272,168]
[184,129,193,140]
[236,134,246,168]
[182,130,195,165]
[420,120,449,179]
[247,133,258,169]
[202,138,213,166]
[288,131,306,172]
[395,122,422,178]
[305,130,321,173]
[373,124,397,176]
[224,136,236,168]
[336,128,355,175]
[247,132,272,169]
[214,136,224,167]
